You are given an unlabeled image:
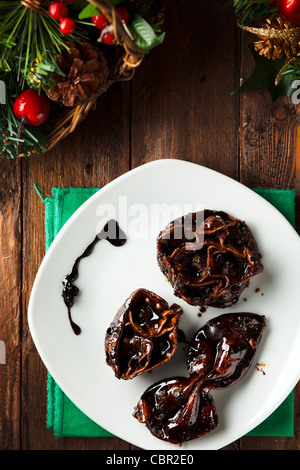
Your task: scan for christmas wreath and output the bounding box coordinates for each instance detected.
[0,1,299,159]
[0,0,166,158]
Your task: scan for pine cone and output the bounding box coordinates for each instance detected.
[254,15,300,60]
[46,40,109,107]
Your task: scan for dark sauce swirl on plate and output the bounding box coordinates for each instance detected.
[62,219,126,335]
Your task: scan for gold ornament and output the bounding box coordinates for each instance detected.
[240,15,300,60]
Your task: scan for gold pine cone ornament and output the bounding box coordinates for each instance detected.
[241,15,300,60]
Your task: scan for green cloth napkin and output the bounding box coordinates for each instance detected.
[42,187,112,438]
[39,186,296,438]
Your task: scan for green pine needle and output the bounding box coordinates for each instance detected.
[282,58,300,81]
[234,0,278,25]
[0,2,79,86]
[0,67,56,159]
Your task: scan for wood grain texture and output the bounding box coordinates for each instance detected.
[239,32,298,190]
[0,0,298,451]
[131,0,239,178]
[0,160,22,450]
[238,29,299,452]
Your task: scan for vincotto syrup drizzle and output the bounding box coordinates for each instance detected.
[62,220,126,335]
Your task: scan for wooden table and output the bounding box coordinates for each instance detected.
[0,0,299,451]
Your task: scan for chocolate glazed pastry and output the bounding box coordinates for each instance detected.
[105,289,183,380]
[133,312,266,445]
[157,210,264,308]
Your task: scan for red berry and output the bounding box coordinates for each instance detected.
[116,7,129,23]
[91,14,109,29]
[59,17,76,35]
[49,1,69,21]
[103,33,116,45]
[13,90,50,126]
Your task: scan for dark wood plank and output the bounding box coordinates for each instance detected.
[0,159,22,450]
[238,32,298,190]
[238,31,299,451]
[21,82,131,450]
[131,0,239,178]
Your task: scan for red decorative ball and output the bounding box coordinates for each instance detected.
[13,89,50,126]
[103,33,116,45]
[276,0,300,25]
[49,1,69,21]
[91,14,109,29]
[116,7,130,23]
[59,17,76,35]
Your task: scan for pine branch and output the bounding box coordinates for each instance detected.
[282,57,300,81]
[0,101,50,159]
[0,2,83,86]
[0,68,56,159]
[234,0,278,25]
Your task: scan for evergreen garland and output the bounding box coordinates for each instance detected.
[0,69,50,158]
[0,0,298,159]
[234,0,278,25]
[0,0,167,158]
[283,57,300,81]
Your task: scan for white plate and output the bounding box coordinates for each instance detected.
[28,159,300,450]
